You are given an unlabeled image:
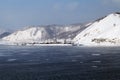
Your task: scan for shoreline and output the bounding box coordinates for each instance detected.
[1,41,120,47]
[28,44,72,46]
[0,40,72,46]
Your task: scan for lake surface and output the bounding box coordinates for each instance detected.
[0,45,120,80]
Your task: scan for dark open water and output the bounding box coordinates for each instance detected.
[0,45,120,80]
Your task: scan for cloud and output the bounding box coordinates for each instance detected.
[53,2,79,11]
[66,2,79,11]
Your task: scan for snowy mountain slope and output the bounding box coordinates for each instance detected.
[0,29,11,39]
[45,25,84,39]
[0,32,11,39]
[2,27,50,42]
[73,12,120,46]
[2,24,87,44]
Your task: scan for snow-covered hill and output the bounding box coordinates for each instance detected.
[2,27,50,42]
[44,24,85,39]
[0,32,11,39]
[0,29,11,39]
[73,12,120,46]
[2,24,87,45]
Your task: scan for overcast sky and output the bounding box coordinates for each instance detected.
[0,0,120,30]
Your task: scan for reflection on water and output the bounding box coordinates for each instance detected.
[0,46,120,80]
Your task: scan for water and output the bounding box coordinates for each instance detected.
[0,45,120,80]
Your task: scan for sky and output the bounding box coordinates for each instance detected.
[0,0,120,30]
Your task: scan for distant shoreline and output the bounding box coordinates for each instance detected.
[0,41,72,46]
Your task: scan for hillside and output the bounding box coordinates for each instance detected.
[73,12,120,46]
[2,24,87,45]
